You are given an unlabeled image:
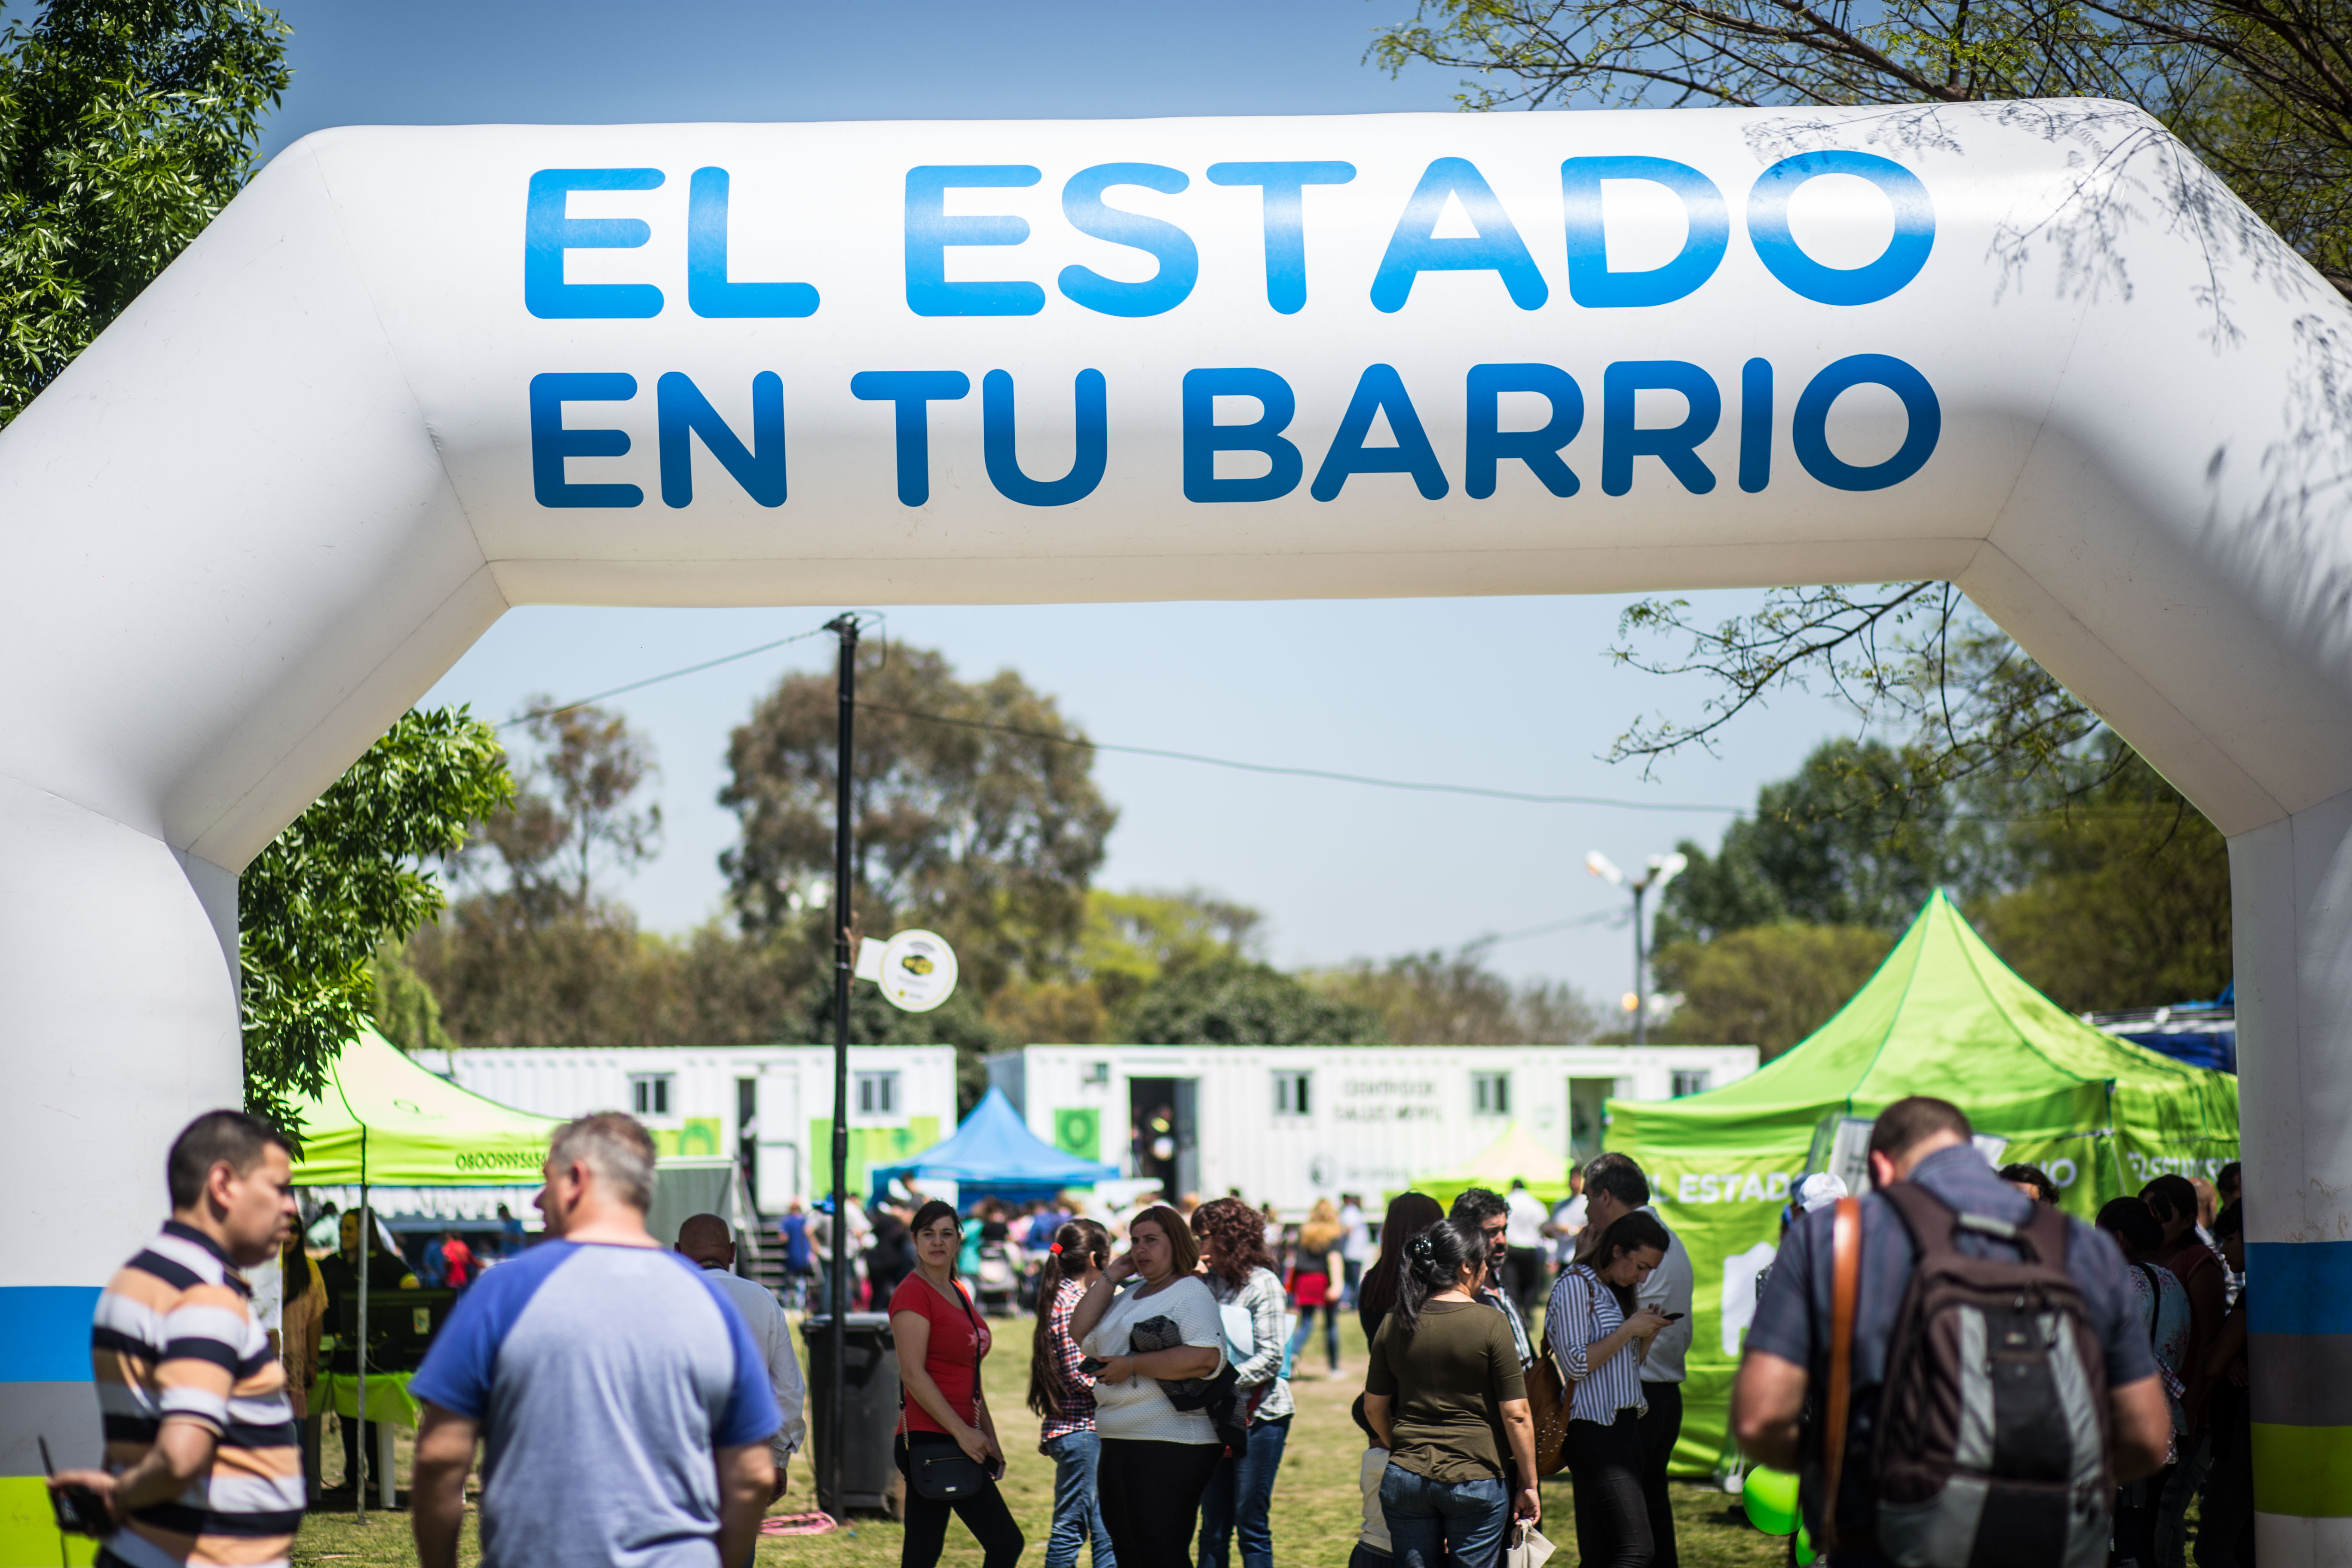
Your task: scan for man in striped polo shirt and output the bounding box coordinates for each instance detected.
[52,1111,306,1568]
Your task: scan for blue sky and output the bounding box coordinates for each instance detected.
[255,0,1867,1004]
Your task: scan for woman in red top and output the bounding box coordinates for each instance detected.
[1285,1199,1346,1375]
[890,1199,1023,1568]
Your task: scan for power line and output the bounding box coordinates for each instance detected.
[492,619,1741,810]
[499,623,834,728]
[493,622,2173,830]
[1459,907,1626,952]
[854,700,1749,814]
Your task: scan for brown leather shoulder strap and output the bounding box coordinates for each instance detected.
[1821,1195,1863,1551]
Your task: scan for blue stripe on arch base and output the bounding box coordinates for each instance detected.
[0,1290,98,1384]
[2248,1241,2352,1336]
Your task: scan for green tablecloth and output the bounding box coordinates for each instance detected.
[316,1370,420,1429]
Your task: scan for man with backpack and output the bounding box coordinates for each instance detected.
[1730,1096,2171,1568]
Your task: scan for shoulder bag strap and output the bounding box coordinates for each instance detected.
[955,1279,986,1421]
[900,1278,984,1430]
[1556,1267,1589,1385]
[1821,1195,1863,1553]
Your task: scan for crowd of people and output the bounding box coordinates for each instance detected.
[58,1101,2252,1568]
[870,1159,1706,1568]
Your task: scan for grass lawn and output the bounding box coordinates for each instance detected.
[294,1309,1786,1568]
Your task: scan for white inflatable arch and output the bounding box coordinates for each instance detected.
[3,101,2348,1550]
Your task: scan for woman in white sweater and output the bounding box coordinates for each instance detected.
[1071,1204,1228,1568]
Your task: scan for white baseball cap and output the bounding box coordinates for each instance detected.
[1797,1172,1850,1212]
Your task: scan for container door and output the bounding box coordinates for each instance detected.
[1568,1077,1615,1167]
[755,1071,802,1211]
[1173,1077,1200,1198]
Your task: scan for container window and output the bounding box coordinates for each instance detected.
[856,1071,900,1115]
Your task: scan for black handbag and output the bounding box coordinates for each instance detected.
[1132,1311,1250,1454]
[898,1278,996,1502]
[906,1441,991,1502]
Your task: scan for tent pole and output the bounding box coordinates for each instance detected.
[824,613,858,1525]
[355,1128,368,1522]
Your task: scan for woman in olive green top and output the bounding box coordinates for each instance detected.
[1361,1215,1539,1568]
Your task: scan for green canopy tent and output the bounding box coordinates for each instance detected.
[1411,1121,1571,1210]
[1603,891,2239,1476]
[287,1027,564,1517]
[290,1026,561,1187]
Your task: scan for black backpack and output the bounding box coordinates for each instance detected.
[1864,1184,2113,1568]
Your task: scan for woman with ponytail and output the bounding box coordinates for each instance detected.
[1349,1192,1444,1568]
[1029,1218,1115,1568]
[1361,1216,1539,1568]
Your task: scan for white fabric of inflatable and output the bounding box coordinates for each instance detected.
[3,102,2348,1548]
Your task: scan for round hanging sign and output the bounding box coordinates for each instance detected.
[877,929,959,1013]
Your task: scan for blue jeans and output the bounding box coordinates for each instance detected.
[1378,1462,1507,1568]
[2155,1430,2214,1568]
[1287,1303,1339,1371]
[1044,1429,1116,1568]
[1197,1415,1290,1568]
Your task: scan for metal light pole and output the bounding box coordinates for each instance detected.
[824,613,858,1524]
[1585,851,1687,1044]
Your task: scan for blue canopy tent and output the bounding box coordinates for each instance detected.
[870,1087,1120,1205]
[2090,984,2238,1073]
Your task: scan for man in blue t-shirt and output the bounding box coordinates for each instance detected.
[777,1198,815,1311]
[410,1113,781,1568]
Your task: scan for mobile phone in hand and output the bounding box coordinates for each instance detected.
[1660,1311,1686,1322]
[1077,1356,1106,1375]
[39,1438,106,1537]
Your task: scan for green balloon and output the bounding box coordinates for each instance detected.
[1743,1466,1799,1535]
[1795,1519,1818,1563]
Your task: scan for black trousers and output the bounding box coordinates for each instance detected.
[1636,1381,1682,1568]
[1506,1247,1547,1313]
[2115,1467,2165,1568]
[2199,1391,2257,1568]
[1565,1410,1654,1568]
[335,1412,384,1491]
[895,1433,1025,1568]
[1099,1436,1223,1568]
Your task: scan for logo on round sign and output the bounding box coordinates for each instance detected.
[878,929,958,1013]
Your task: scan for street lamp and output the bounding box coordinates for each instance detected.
[1586,850,1688,1045]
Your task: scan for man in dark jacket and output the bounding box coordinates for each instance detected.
[1731,1096,2171,1568]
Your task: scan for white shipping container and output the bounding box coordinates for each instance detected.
[993,1044,1758,1213]
[427,1044,959,1213]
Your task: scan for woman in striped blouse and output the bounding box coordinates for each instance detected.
[1545,1210,1673,1568]
[1029,1219,1116,1568]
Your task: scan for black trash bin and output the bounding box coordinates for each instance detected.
[799,1312,899,1514]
